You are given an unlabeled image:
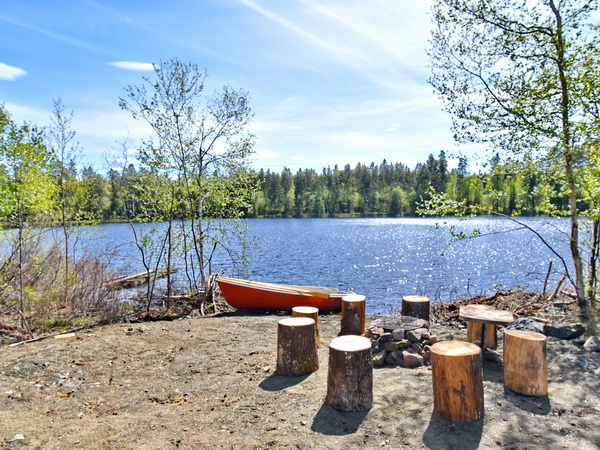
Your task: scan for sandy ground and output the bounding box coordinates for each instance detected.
[1,312,599,449]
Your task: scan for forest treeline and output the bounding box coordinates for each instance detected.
[9,151,568,224]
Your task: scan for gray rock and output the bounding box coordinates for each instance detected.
[397,339,410,349]
[505,317,545,334]
[558,352,589,370]
[384,352,398,366]
[373,350,387,368]
[391,329,405,340]
[583,336,600,352]
[402,350,424,368]
[379,332,393,343]
[390,350,403,364]
[483,349,502,363]
[414,328,430,340]
[425,335,438,345]
[544,323,585,340]
[384,341,401,352]
[370,317,428,333]
[406,330,422,343]
[410,343,424,354]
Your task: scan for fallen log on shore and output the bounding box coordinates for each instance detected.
[106,268,178,290]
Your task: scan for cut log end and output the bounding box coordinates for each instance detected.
[329,335,371,352]
[292,306,321,348]
[431,340,481,357]
[278,317,314,327]
[292,306,319,315]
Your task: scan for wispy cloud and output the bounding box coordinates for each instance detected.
[0,62,27,81]
[108,61,156,71]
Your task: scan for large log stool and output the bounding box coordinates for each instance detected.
[466,304,498,349]
[325,335,373,411]
[292,306,321,348]
[503,330,548,396]
[431,341,484,422]
[276,317,319,376]
[401,295,430,321]
[340,294,366,336]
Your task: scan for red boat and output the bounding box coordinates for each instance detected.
[216,276,352,312]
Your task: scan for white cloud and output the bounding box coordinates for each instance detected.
[108,61,156,71]
[0,62,27,81]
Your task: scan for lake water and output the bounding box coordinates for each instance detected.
[71,216,574,314]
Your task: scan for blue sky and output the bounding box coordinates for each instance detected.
[0,0,483,173]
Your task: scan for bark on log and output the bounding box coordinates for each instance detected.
[503,330,548,396]
[466,305,498,349]
[325,335,373,411]
[431,341,484,422]
[340,294,366,336]
[292,306,321,348]
[276,317,319,376]
[401,295,430,321]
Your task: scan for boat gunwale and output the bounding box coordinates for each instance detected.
[216,276,351,297]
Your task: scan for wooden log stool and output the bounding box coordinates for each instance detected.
[503,330,548,396]
[276,317,319,376]
[466,305,498,349]
[430,341,484,422]
[292,306,321,348]
[325,335,373,411]
[401,295,430,321]
[340,294,366,336]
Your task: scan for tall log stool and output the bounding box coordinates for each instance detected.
[503,330,548,396]
[401,295,430,321]
[325,335,373,411]
[466,304,498,349]
[431,341,484,422]
[292,306,321,348]
[340,294,366,336]
[276,317,319,376]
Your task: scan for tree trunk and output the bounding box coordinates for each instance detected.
[292,306,321,348]
[503,330,548,396]
[465,305,497,349]
[276,318,318,376]
[431,341,484,422]
[325,335,373,411]
[401,295,430,321]
[587,218,598,306]
[340,294,366,336]
[549,0,586,309]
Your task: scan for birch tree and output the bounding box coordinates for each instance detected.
[119,58,257,294]
[428,0,600,309]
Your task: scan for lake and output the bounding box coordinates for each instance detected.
[76,216,574,314]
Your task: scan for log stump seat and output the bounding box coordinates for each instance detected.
[466,304,498,349]
[430,340,484,422]
[503,330,548,396]
[401,295,430,321]
[292,306,321,348]
[340,294,366,336]
[276,317,319,377]
[325,335,373,411]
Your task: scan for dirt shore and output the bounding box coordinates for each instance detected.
[1,310,599,449]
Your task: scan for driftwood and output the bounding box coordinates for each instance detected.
[106,268,177,290]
